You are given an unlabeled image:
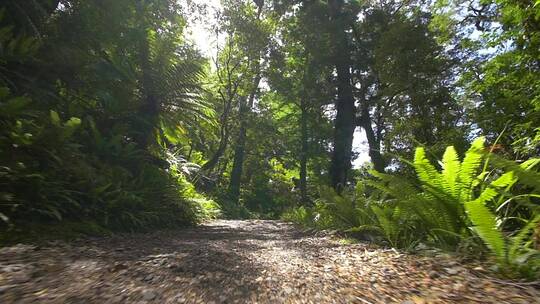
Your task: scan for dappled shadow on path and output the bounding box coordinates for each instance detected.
[0,219,341,303]
[2,220,539,303]
[1,221,280,303]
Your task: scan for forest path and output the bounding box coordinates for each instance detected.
[0,220,539,303]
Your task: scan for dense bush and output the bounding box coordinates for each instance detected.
[0,2,220,238]
[0,89,218,232]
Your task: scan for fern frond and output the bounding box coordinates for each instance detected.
[441,146,461,199]
[414,147,442,190]
[346,225,383,234]
[368,170,418,198]
[509,214,540,260]
[458,137,486,201]
[464,194,506,261]
[489,156,540,192]
[490,171,517,188]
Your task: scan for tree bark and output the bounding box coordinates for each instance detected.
[228,75,260,204]
[227,2,264,205]
[202,100,232,171]
[359,103,385,172]
[327,0,356,192]
[228,98,248,203]
[202,43,240,172]
[299,98,309,204]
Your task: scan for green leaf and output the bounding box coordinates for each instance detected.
[50,110,61,127]
[441,146,460,198]
[64,117,81,128]
[459,137,485,201]
[464,193,506,261]
[490,156,540,192]
[414,147,442,190]
[509,214,540,260]
[490,171,517,188]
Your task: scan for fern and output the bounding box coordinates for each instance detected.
[280,136,539,278]
[441,146,461,199]
[458,137,485,201]
[370,136,540,276]
[464,192,507,260]
[414,147,442,191]
[489,156,540,192]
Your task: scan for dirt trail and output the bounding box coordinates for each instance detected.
[0,220,538,303]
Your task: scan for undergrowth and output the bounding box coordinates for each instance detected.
[283,137,540,279]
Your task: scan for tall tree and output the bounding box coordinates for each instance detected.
[327,0,357,190]
[208,0,273,205]
[202,37,243,174]
[349,4,466,169]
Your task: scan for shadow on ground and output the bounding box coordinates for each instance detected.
[0,221,296,303]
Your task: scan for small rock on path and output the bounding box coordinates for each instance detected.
[0,220,538,303]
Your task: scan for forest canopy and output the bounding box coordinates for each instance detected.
[0,0,539,278]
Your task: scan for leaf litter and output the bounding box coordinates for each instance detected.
[0,220,538,303]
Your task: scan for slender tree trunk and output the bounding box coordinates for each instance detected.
[227,2,263,204]
[228,98,248,203]
[203,46,238,172]
[228,2,264,204]
[299,98,309,205]
[328,0,356,192]
[359,103,385,172]
[202,132,229,171]
[202,105,231,171]
[228,75,260,203]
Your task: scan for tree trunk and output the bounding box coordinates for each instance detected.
[228,75,260,204]
[202,105,231,171]
[226,2,264,204]
[359,103,385,172]
[228,98,248,203]
[299,98,309,205]
[203,46,238,172]
[328,0,356,192]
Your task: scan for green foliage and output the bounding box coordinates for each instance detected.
[281,206,315,227]
[434,0,540,159]
[0,0,219,238]
[1,0,539,282]
[371,137,540,278]
[173,168,222,221]
[282,186,358,230]
[283,138,540,278]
